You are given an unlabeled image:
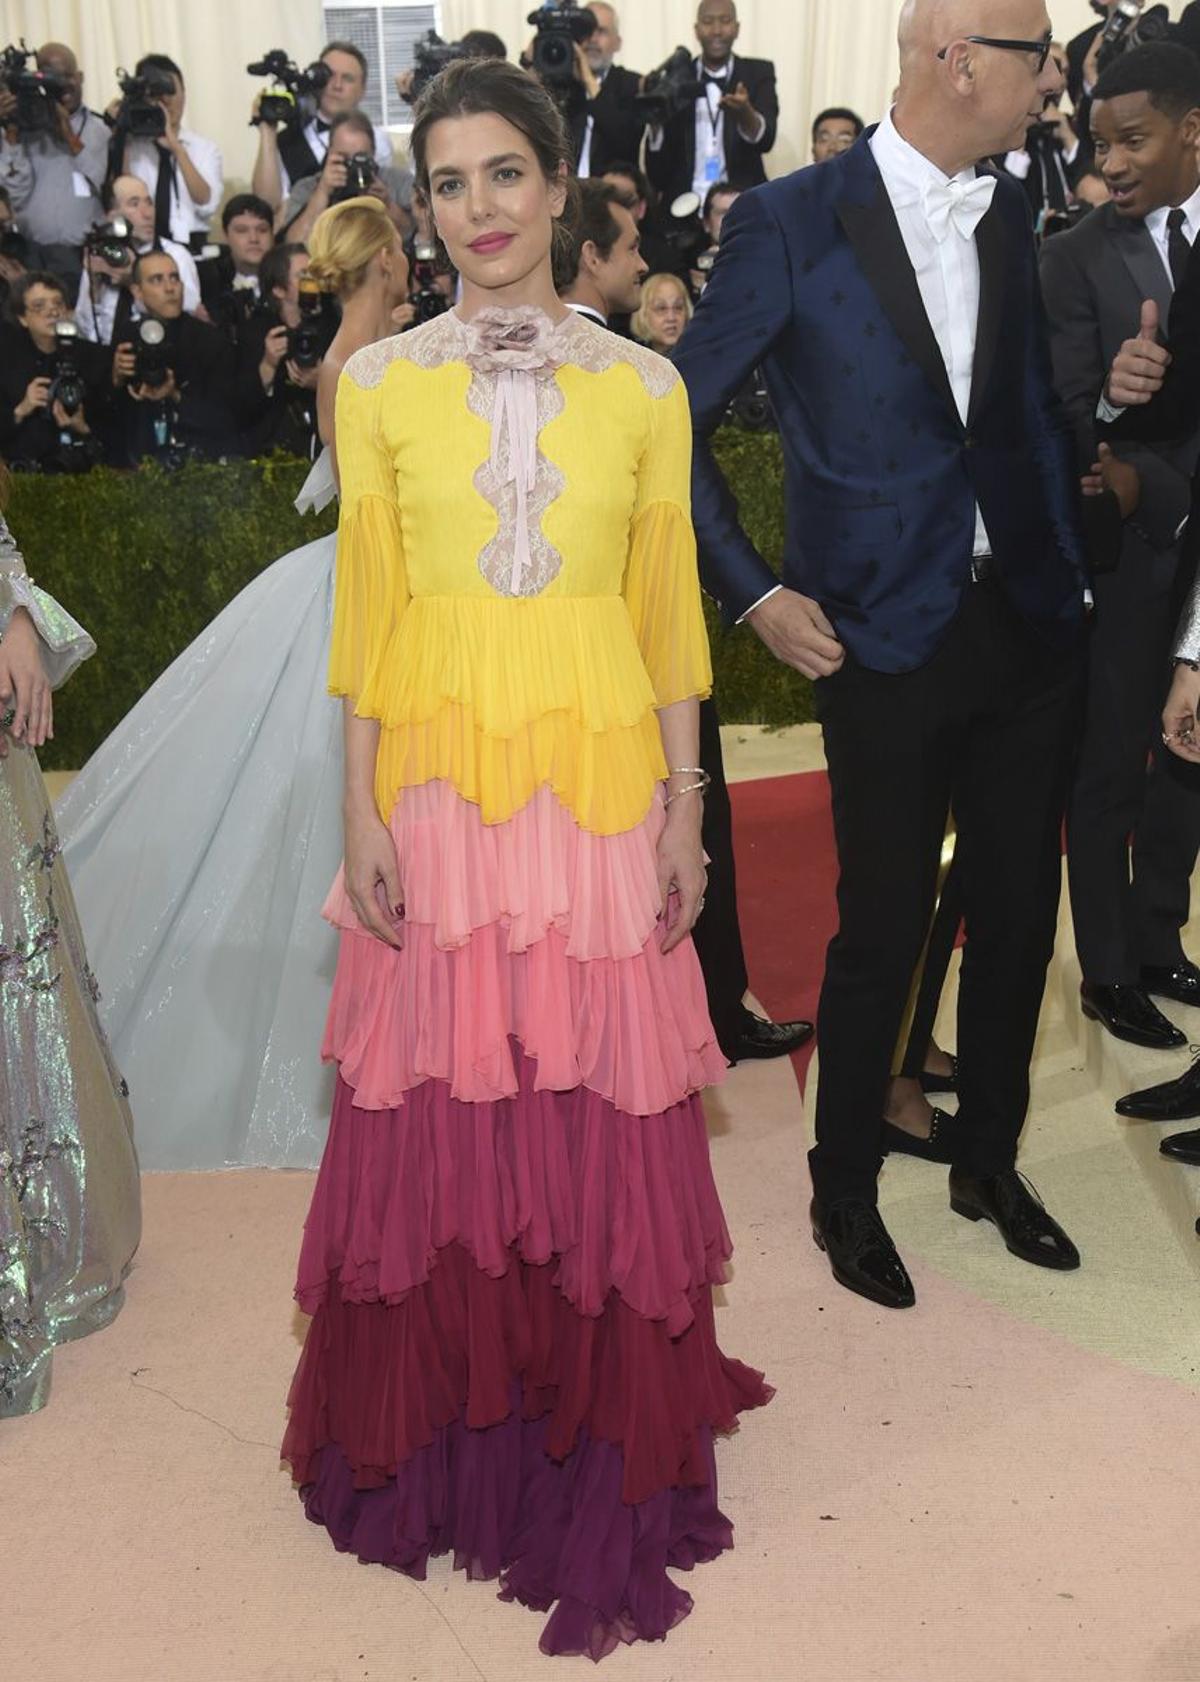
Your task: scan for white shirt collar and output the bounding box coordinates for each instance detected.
[1145,179,1200,244]
[696,55,734,82]
[567,301,607,327]
[870,108,980,208]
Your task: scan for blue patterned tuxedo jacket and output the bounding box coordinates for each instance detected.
[674,129,1089,673]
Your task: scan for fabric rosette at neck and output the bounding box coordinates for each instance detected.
[457,307,575,596]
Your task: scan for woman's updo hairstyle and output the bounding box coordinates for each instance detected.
[409,58,580,262]
[305,196,396,297]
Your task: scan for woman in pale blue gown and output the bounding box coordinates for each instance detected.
[55,199,410,1171]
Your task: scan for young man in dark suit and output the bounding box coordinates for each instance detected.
[675,0,1088,1309]
[646,0,777,205]
[1040,44,1200,1056]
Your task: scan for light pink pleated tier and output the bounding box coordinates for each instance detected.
[321,781,727,1117]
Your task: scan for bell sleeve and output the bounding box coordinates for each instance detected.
[327,367,410,717]
[622,372,713,709]
[0,514,95,690]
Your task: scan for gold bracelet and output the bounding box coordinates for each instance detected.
[667,766,711,789]
[665,779,709,806]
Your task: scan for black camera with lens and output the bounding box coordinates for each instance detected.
[0,40,68,134]
[288,276,338,369]
[410,238,451,326]
[247,49,333,128]
[1095,1,1171,73]
[526,2,596,90]
[636,46,705,127]
[135,317,170,388]
[84,215,134,271]
[113,63,176,139]
[0,216,30,266]
[727,369,776,434]
[407,31,470,104]
[48,320,86,417]
[331,152,378,205]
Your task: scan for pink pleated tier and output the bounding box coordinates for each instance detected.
[321,781,727,1116]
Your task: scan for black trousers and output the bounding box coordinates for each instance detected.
[692,696,750,1062]
[1067,532,1200,982]
[810,581,1083,1206]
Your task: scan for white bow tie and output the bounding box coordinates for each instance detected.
[921,174,997,243]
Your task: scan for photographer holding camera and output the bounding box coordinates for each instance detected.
[109,54,221,250]
[75,173,200,345]
[251,41,393,215]
[0,269,109,469]
[646,1,778,205]
[110,248,240,465]
[233,241,324,458]
[0,42,108,294]
[566,5,645,179]
[279,110,412,246]
[196,193,275,336]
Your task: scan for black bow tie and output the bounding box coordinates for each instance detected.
[314,118,331,135]
[702,72,728,88]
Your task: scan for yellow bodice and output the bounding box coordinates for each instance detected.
[328,310,712,835]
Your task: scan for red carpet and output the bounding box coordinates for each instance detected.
[730,769,836,1085]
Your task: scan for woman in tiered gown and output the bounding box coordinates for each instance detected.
[280,60,770,1658]
[0,492,140,1416]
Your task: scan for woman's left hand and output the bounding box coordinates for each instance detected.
[0,607,52,758]
[656,800,707,954]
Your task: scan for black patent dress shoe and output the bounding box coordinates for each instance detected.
[919,1057,958,1096]
[1160,1128,1200,1165]
[948,1168,1081,1270]
[882,1107,961,1164]
[1140,959,1200,1008]
[1115,1054,1200,1121]
[810,1197,915,1308]
[735,1005,814,1060]
[1080,982,1186,1050]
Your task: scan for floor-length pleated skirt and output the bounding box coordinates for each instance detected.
[282,779,770,1659]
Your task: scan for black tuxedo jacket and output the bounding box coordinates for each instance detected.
[1105,233,1200,565]
[1040,202,1200,556]
[571,64,645,176]
[646,55,778,203]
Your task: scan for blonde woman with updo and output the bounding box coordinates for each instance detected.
[630,272,693,358]
[55,198,411,1172]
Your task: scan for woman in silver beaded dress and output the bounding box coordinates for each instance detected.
[0,487,141,1417]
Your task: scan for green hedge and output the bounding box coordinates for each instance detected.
[8,432,814,771]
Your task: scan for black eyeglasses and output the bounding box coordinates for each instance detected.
[936,30,1054,74]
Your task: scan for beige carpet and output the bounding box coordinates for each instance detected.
[10,737,1200,1682]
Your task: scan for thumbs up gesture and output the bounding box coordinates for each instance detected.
[1106,299,1171,407]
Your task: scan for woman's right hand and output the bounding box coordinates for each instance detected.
[343,804,405,947]
[1163,663,1200,763]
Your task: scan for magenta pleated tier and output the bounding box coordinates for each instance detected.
[296,1054,733,1336]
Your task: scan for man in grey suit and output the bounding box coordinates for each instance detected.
[1040,42,1200,1052]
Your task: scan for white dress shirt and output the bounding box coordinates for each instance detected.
[279,118,394,200]
[125,129,223,244]
[871,108,991,558]
[578,68,606,179]
[690,56,766,202]
[74,237,201,344]
[1144,179,1200,283]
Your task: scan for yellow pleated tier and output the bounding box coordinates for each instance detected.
[357,594,686,836]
